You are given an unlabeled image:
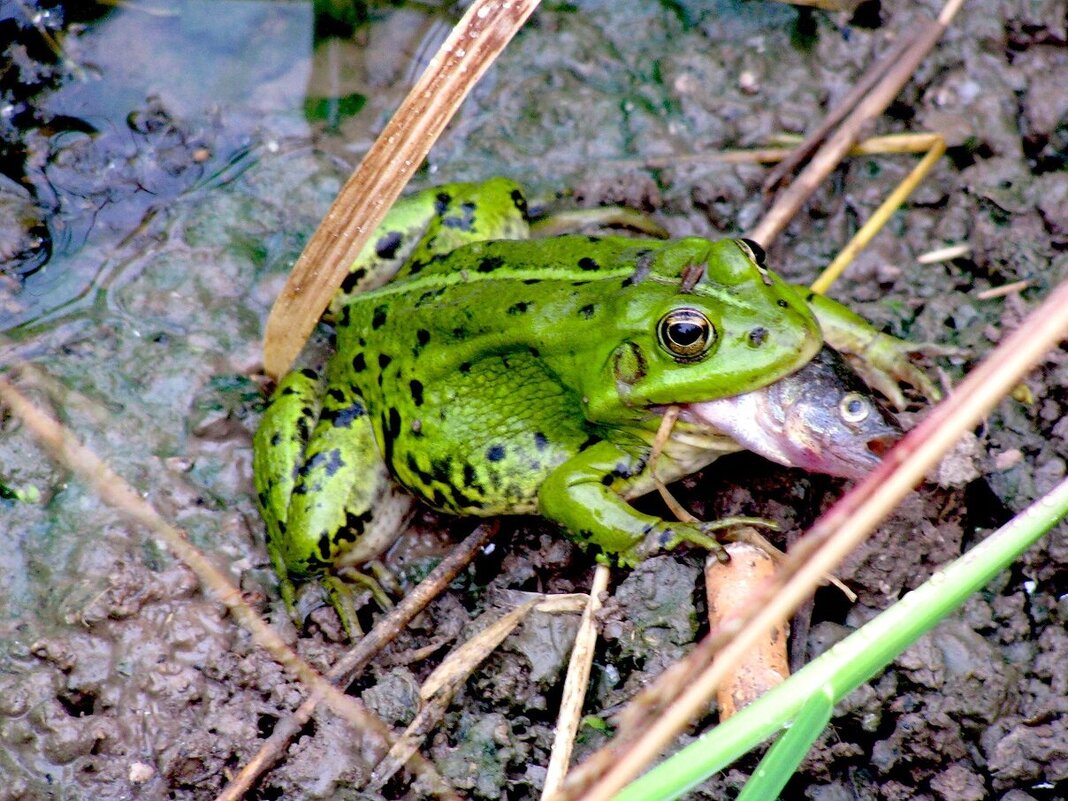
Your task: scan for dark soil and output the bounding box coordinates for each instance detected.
[0,1,1065,800]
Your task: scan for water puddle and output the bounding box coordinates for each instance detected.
[1,0,453,333]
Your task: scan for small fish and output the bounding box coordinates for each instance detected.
[685,347,901,480]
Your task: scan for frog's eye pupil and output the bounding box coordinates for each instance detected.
[839,393,870,423]
[671,322,702,345]
[657,308,716,362]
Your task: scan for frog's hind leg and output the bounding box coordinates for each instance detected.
[393,177,533,280]
[529,206,669,239]
[319,569,393,638]
[329,176,532,313]
[297,375,415,635]
[327,485,414,633]
[254,368,414,637]
[253,368,323,620]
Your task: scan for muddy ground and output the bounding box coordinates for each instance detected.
[0,1,1066,799]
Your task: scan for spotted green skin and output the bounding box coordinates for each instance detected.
[256,177,920,624]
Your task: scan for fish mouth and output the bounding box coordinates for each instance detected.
[777,417,889,480]
[865,431,899,460]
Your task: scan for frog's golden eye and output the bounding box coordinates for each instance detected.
[839,392,870,424]
[657,308,716,362]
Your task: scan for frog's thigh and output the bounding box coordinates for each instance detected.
[397,178,532,279]
[253,368,322,530]
[253,368,325,599]
[538,439,667,561]
[283,380,411,574]
[331,177,531,312]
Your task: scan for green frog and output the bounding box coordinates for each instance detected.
[254,177,934,632]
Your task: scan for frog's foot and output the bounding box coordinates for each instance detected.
[529,207,669,239]
[365,558,402,598]
[640,516,781,565]
[336,564,396,609]
[323,569,395,639]
[840,334,942,411]
[802,291,942,409]
[282,570,394,640]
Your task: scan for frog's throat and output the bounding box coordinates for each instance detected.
[623,415,744,493]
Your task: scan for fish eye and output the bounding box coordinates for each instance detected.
[657,308,716,362]
[839,392,870,423]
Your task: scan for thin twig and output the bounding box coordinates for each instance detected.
[916,243,971,263]
[603,132,945,171]
[542,564,611,798]
[975,280,1031,300]
[215,522,499,801]
[748,0,964,247]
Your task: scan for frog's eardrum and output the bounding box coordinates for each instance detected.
[686,347,900,480]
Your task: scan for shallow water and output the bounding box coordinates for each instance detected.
[2,0,455,331]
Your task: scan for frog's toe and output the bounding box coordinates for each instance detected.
[699,516,780,535]
[903,363,942,404]
[847,349,942,409]
[668,526,729,563]
[368,559,402,597]
[323,577,364,639]
[279,574,382,639]
[320,570,396,639]
[888,354,942,404]
[337,566,395,610]
[849,360,909,411]
[662,517,780,563]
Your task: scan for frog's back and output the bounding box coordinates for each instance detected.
[337,234,821,408]
[357,234,658,284]
[332,237,654,514]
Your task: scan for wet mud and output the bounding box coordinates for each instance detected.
[1,1,1065,799]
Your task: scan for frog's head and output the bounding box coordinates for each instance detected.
[584,237,822,423]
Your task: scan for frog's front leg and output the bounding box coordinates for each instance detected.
[538,439,730,568]
[252,368,414,635]
[799,288,941,409]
